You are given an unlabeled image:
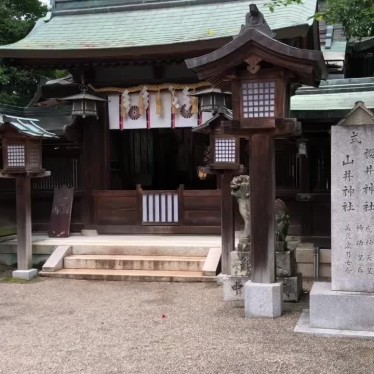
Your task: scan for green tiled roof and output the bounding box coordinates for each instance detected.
[291,78,374,112]
[0,0,317,53]
[0,115,58,138]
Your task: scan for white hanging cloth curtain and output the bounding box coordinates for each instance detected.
[107,85,212,130]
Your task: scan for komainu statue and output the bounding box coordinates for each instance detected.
[230,175,290,253]
[275,198,290,251]
[230,175,251,245]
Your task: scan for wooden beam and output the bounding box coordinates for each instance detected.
[250,134,275,283]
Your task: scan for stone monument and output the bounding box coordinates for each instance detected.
[296,102,374,337]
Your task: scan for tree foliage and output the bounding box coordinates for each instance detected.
[267,0,374,40]
[0,0,48,106]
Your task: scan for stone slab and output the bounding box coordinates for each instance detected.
[202,247,222,276]
[81,229,98,236]
[244,281,283,318]
[295,247,331,264]
[278,273,303,302]
[310,282,374,332]
[42,245,72,272]
[12,269,38,280]
[276,249,295,277]
[296,263,331,279]
[222,274,249,301]
[295,309,374,339]
[331,125,374,293]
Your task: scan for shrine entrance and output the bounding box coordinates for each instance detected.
[91,128,221,234]
[109,128,216,191]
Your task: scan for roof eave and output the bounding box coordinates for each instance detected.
[0,25,314,64]
[186,27,327,87]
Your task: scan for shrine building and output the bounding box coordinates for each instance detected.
[0,0,372,252]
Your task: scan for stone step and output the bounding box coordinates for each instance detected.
[71,245,212,257]
[39,269,216,282]
[64,255,205,272]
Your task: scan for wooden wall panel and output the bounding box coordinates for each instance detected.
[184,211,221,226]
[92,190,138,226]
[96,209,138,225]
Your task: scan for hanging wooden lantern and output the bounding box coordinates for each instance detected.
[210,133,239,170]
[190,88,231,113]
[59,88,108,119]
[0,116,57,175]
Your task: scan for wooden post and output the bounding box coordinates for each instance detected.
[220,171,235,274]
[16,175,32,270]
[250,133,275,283]
[298,139,313,236]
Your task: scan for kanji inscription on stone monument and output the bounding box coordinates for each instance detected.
[332,125,374,292]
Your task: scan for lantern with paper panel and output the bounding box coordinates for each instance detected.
[0,115,57,175]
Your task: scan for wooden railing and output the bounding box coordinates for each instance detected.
[138,185,182,225]
[91,187,221,234]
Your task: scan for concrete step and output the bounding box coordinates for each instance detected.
[39,268,216,282]
[64,254,205,272]
[71,245,212,257]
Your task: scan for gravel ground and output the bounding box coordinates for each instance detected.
[0,274,374,374]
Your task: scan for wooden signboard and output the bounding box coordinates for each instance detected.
[49,186,74,238]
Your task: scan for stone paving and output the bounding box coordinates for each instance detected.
[0,273,373,374]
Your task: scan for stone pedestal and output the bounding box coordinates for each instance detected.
[244,281,283,318]
[278,273,302,302]
[12,268,38,280]
[222,274,250,301]
[276,249,295,277]
[310,282,374,332]
[276,249,302,302]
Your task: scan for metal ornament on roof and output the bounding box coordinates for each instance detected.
[59,85,108,119]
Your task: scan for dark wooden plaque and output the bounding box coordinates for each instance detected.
[48,186,74,238]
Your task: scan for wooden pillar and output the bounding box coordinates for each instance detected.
[16,175,32,270]
[220,171,235,274]
[81,115,108,228]
[250,133,275,283]
[298,139,313,236]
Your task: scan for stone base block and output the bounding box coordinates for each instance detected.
[12,269,38,280]
[222,275,249,301]
[245,281,283,318]
[310,282,374,332]
[276,249,295,277]
[278,273,303,302]
[81,229,98,236]
[216,273,224,286]
[230,251,251,277]
[295,309,374,339]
